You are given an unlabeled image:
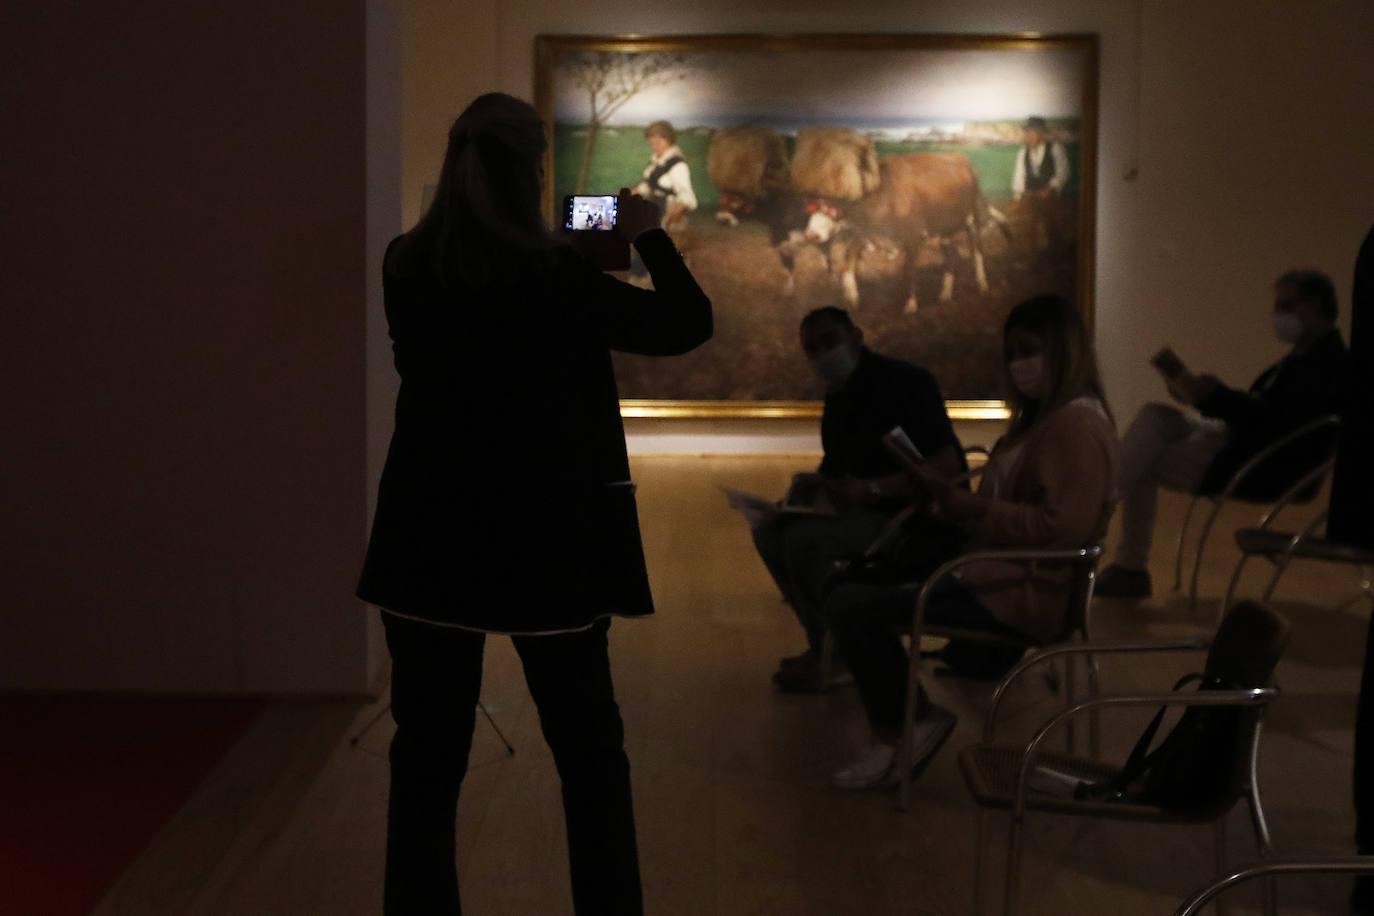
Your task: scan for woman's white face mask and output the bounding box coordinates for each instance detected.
[1008,354,1047,399]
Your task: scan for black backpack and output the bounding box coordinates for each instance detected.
[1075,601,1290,811]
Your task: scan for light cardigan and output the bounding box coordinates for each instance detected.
[936,398,1119,644]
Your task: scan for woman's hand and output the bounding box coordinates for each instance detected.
[614,187,662,242]
[904,461,952,503]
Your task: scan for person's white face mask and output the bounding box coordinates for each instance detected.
[809,345,859,388]
[1272,311,1304,344]
[1008,354,1046,398]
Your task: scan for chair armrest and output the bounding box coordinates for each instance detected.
[1214,414,1340,504]
[1010,688,1279,820]
[1174,856,1374,915]
[1255,459,1337,529]
[984,639,1211,740]
[911,546,1102,641]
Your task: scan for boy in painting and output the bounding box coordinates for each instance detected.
[634,121,697,233]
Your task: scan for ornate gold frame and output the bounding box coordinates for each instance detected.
[536,33,1098,421]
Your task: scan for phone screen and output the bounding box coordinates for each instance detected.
[564,195,618,231]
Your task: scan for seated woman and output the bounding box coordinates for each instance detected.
[823,294,1119,789]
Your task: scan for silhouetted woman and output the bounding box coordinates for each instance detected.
[824,294,1118,789]
[357,93,711,915]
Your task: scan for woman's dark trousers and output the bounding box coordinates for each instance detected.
[382,613,642,915]
[824,578,1024,735]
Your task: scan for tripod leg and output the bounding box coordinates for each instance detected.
[478,700,516,756]
[349,702,393,747]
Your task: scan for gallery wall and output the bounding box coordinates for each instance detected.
[0,1,399,693]
[401,0,1374,455]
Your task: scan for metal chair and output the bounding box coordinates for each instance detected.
[814,443,993,692]
[1221,458,1374,618]
[956,600,1290,916]
[1174,855,1374,915]
[1172,414,1341,611]
[894,545,1105,812]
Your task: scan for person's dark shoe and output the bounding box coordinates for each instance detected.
[1094,564,1152,598]
[778,648,818,671]
[772,653,852,692]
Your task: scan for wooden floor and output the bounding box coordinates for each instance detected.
[94,456,1372,915]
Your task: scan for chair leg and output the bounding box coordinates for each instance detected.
[1004,815,1025,916]
[896,633,926,812]
[1189,498,1227,614]
[1260,554,1294,603]
[1086,652,1102,759]
[1221,553,1253,626]
[1214,815,1231,916]
[818,628,835,686]
[1174,496,1201,593]
[1245,785,1279,916]
[973,809,988,916]
[1063,653,1077,754]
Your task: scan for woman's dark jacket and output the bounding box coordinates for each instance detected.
[357,229,712,633]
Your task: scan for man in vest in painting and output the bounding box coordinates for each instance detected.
[634,121,697,233]
[1011,115,1069,253]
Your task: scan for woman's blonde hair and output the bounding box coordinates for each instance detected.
[1002,294,1113,444]
[393,93,558,289]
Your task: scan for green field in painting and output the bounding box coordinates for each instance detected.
[552,122,1080,211]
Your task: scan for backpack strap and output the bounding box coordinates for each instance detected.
[1075,672,1217,802]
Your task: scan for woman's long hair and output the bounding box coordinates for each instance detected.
[1002,294,1113,444]
[392,92,559,289]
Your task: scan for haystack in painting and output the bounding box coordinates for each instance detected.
[706,126,791,198]
[790,127,881,200]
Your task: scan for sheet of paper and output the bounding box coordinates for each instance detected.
[719,486,829,529]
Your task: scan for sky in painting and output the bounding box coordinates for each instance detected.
[553,47,1087,128]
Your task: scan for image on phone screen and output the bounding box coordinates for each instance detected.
[564,195,617,231]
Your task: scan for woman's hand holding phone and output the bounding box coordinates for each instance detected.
[613,188,661,242]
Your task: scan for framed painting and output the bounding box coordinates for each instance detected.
[535,34,1098,419]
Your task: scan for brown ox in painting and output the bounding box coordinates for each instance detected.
[805,152,1009,313]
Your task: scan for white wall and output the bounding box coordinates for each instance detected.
[400,0,1374,456]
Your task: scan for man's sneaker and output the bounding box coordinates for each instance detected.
[831,742,896,789]
[1095,564,1153,598]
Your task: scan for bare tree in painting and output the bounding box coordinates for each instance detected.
[558,51,692,193]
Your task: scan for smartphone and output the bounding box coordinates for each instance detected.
[564,195,618,231]
[1150,346,1187,380]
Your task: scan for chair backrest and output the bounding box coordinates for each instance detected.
[1229,414,1341,503]
[1054,545,1103,641]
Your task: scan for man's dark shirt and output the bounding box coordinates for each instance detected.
[1195,327,1350,497]
[818,347,965,505]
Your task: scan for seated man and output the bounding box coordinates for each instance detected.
[1097,269,1351,597]
[752,306,966,691]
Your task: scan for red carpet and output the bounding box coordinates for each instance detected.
[0,695,263,916]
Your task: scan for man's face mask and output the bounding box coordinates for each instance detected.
[1272,310,1304,344]
[809,344,859,387]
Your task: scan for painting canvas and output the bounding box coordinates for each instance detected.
[535,35,1098,417]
